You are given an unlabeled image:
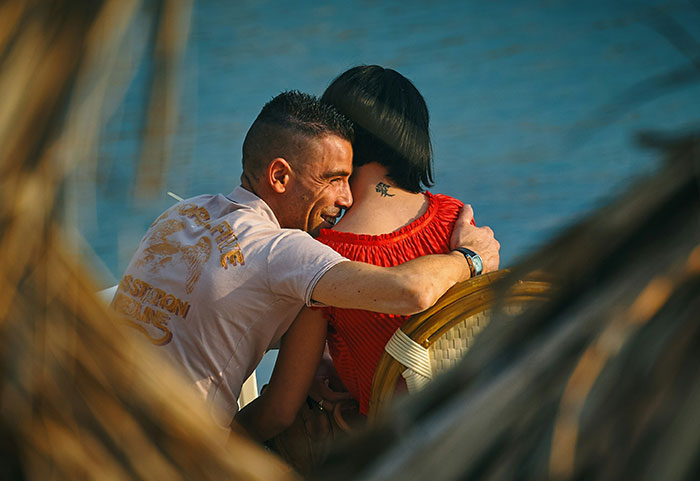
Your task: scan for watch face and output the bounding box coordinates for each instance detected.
[472,254,483,274]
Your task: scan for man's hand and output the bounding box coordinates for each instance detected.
[450,204,500,273]
[308,347,352,411]
[308,376,353,412]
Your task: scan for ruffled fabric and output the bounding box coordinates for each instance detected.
[317,192,464,415]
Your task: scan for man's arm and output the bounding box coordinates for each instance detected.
[312,205,500,315]
[233,307,329,442]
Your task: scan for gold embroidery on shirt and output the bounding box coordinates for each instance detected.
[178,204,245,269]
[213,221,245,268]
[211,220,234,244]
[178,203,211,227]
[181,237,212,293]
[112,290,173,345]
[119,275,191,318]
[220,249,245,268]
[112,275,197,346]
[150,210,171,228]
[136,219,186,269]
[135,217,212,293]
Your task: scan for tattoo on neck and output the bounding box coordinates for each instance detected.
[376,182,395,197]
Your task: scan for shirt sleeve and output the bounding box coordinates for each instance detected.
[266,229,349,306]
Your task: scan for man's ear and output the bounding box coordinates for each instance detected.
[266,158,292,193]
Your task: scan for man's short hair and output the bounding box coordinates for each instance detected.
[242,91,354,179]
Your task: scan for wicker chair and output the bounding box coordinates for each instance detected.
[368,270,552,421]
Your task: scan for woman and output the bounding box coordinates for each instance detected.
[235,66,494,442]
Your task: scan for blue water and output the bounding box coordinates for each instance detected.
[76,0,700,380]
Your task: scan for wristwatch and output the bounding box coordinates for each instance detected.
[455,247,483,277]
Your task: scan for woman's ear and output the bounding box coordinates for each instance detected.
[267,158,292,193]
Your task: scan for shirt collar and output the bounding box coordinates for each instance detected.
[227,186,280,228]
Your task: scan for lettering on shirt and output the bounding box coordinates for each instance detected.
[178,203,245,269]
[115,201,248,344]
[112,275,191,345]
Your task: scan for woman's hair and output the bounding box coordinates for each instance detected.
[321,65,433,193]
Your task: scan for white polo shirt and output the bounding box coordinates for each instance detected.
[112,186,347,427]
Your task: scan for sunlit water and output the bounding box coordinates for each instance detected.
[74,0,700,382]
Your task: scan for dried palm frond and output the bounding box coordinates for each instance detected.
[315,132,700,481]
[0,1,297,479]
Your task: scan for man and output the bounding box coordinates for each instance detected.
[112,91,499,433]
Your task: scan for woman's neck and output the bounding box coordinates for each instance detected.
[348,163,407,202]
[334,163,428,235]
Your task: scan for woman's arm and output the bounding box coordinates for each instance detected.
[233,306,330,442]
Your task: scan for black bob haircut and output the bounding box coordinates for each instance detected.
[321,65,433,193]
[242,90,354,178]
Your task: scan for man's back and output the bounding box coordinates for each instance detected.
[111,186,347,427]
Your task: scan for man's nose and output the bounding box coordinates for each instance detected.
[337,181,353,208]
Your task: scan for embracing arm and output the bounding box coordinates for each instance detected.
[233,307,329,443]
[312,252,469,315]
[311,205,500,316]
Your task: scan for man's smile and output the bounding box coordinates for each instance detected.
[320,213,339,226]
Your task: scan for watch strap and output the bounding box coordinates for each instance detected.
[454,247,483,277]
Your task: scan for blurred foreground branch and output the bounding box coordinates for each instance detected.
[0,1,297,479]
[315,132,700,481]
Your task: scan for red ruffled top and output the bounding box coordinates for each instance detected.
[317,192,464,415]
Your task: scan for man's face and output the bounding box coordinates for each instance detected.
[282,134,353,237]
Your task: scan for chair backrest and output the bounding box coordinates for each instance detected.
[368,270,552,421]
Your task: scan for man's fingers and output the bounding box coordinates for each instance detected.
[450,205,477,250]
[449,206,501,273]
[480,231,500,273]
[317,381,352,401]
[461,204,474,222]
[309,375,352,412]
[314,389,353,413]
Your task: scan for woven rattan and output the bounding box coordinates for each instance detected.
[368,270,551,420]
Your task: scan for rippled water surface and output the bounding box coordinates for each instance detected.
[78,0,700,283]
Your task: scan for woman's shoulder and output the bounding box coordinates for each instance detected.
[316,192,464,246]
[425,191,465,211]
